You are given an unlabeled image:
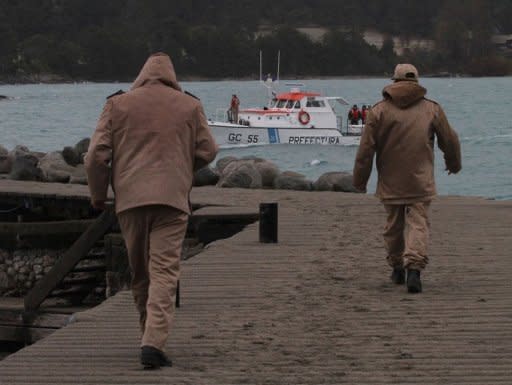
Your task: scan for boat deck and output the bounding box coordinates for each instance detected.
[1,186,511,384]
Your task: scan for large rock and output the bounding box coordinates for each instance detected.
[253,159,281,188]
[74,138,90,163]
[217,159,262,189]
[218,156,280,188]
[193,166,219,186]
[8,146,43,181]
[62,146,80,166]
[215,156,237,174]
[38,151,76,183]
[11,145,31,156]
[274,171,313,191]
[313,171,359,192]
[0,145,12,174]
[69,164,88,185]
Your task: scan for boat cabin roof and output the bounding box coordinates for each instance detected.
[275,91,321,101]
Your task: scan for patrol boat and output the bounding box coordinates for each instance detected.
[207,51,363,147]
[208,84,363,147]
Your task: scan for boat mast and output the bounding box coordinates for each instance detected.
[276,50,280,83]
[259,50,280,107]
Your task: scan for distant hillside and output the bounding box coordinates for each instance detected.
[1,0,511,82]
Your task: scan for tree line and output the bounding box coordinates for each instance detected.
[1,0,511,82]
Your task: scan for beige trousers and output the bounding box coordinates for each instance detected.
[117,205,188,351]
[383,202,431,270]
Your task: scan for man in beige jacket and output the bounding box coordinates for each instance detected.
[85,52,218,368]
[353,64,461,294]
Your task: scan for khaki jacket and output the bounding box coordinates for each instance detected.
[85,53,218,214]
[353,81,461,203]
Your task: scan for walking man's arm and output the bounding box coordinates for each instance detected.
[433,106,462,174]
[85,100,113,209]
[193,105,218,171]
[353,109,377,192]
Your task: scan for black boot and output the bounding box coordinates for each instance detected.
[390,267,405,284]
[406,269,422,293]
[141,346,172,369]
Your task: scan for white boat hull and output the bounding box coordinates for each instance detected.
[209,122,361,147]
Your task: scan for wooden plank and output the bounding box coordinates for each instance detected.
[24,207,117,312]
[0,325,56,343]
[0,325,25,342]
[0,309,71,328]
[73,261,106,272]
[0,180,114,201]
[0,219,95,235]
[191,206,259,221]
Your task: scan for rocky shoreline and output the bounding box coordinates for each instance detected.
[0,138,360,192]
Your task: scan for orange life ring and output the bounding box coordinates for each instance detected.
[298,110,310,125]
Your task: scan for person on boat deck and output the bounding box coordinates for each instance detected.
[348,104,361,124]
[352,63,461,294]
[229,94,240,123]
[361,105,368,124]
[85,52,218,368]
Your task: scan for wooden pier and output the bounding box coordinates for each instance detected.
[1,183,511,384]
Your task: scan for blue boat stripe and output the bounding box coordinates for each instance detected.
[268,128,279,144]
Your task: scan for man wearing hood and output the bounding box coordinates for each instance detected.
[352,64,461,294]
[85,52,218,368]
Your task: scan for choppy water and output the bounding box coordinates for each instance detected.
[1,78,511,200]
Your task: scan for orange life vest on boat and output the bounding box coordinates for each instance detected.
[350,108,360,120]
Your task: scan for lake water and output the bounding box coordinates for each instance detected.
[1,78,511,200]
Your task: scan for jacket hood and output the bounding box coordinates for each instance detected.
[131,52,182,91]
[382,81,426,109]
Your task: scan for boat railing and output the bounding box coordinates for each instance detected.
[336,115,345,133]
[338,114,364,136]
[215,108,229,122]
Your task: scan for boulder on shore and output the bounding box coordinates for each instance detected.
[8,146,43,181]
[274,171,313,191]
[69,164,88,185]
[252,158,281,188]
[0,145,12,174]
[217,159,263,189]
[62,146,80,166]
[193,166,219,186]
[38,151,76,183]
[74,138,90,161]
[215,156,237,174]
[313,171,359,193]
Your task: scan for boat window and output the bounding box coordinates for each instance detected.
[276,100,287,108]
[306,99,325,107]
[294,101,301,109]
[286,100,294,109]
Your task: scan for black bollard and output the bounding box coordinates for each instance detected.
[259,203,278,243]
[175,280,180,308]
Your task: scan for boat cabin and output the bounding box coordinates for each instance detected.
[237,88,344,130]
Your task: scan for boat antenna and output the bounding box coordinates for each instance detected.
[259,50,280,107]
[259,50,263,83]
[276,50,280,83]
